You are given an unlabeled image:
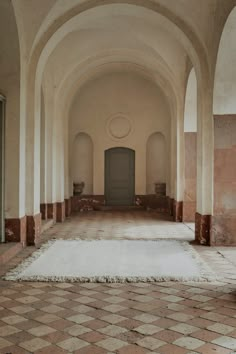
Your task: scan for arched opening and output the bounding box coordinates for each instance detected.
[71,133,93,195]
[183,68,197,222]
[68,70,171,212]
[15,0,211,243]
[28,0,205,220]
[212,6,236,245]
[146,132,167,195]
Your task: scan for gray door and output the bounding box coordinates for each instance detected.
[0,98,5,242]
[105,147,135,206]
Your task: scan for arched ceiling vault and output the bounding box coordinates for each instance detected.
[29,0,209,76]
[52,55,180,128]
[38,3,193,127]
[26,0,214,120]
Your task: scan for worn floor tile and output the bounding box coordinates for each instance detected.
[19,338,51,352]
[57,337,89,351]
[1,211,236,354]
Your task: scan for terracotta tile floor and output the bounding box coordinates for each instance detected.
[41,211,195,241]
[1,211,236,354]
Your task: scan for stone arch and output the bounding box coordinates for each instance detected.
[32,3,194,215]
[30,1,209,79]
[54,53,180,201]
[71,133,94,195]
[146,133,167,195]
[15,0,213,244]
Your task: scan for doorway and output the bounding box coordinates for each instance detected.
[0,97,5,242]
[105,147,135,206]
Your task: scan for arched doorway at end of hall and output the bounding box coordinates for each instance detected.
[105,147,135,206]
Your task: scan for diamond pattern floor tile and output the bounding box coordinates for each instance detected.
[0,211,236,354]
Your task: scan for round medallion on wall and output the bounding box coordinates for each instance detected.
[107,114,132,140]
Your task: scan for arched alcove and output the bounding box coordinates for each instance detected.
[212,6,236,245]
[71,133,93,194]
[183,68,197,222]
[146,132,166,194]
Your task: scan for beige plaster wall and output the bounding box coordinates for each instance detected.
[72,133,93,194]
[213,7,236,114]
[213,115,236,245]
[184,69,197,133]
[69,72,171,196]
[146,133,167,194]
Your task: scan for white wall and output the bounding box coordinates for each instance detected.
[184,69,197,133]
[69,71,171,195]
[71,133,93,194]
[213,7,236,114]
[146,133,166,194]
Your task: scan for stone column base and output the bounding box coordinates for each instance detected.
[27,213,42,246]
[195,212,211,245]
[47,203,57,221]
[65,198,72,217]
[173,201,183,222]
[168,198,174,217]
[56,201,65,222]
[5,216,27,245]
[40,203,47,220]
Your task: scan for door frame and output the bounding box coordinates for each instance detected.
[104,147,135,206]
[0,95,5,243]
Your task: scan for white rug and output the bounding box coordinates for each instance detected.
[4,240,217,282]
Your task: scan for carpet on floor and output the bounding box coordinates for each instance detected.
[4,240,217,282]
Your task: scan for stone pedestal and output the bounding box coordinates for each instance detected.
[195,212,211,245]
[56,201,65,222]
[173,201,183,222]
[5,216,27,245]
[168,198,174,217]
[65,198,72,217]
[26,214,41,246]
[40,203,47,220]
[47,203,57,221]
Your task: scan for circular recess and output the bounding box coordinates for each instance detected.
[108,114,131,139]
